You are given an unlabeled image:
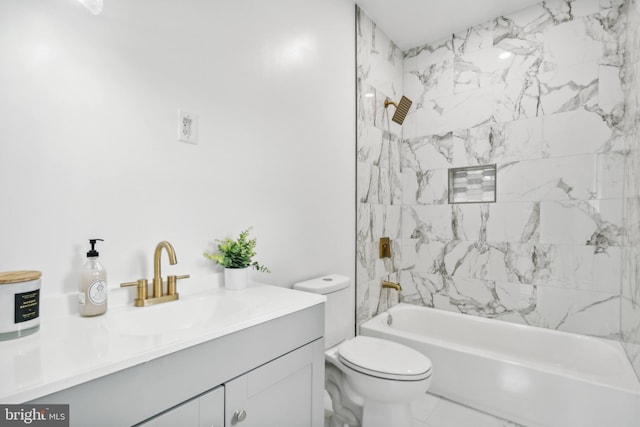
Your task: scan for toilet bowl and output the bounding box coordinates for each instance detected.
[327,336,431,427]
[293,275,433,427]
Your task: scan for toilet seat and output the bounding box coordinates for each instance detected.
[337,336,432,381]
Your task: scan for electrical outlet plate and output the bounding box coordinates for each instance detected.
[178,110,198,144]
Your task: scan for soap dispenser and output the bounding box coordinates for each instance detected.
[79,238,108,317]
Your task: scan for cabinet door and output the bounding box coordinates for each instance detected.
[199,385,224,427]
[139,385,224,427]
[225,343,322,427]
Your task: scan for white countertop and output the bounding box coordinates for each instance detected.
[0,282,325,403]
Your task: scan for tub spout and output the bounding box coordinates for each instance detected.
[382,280,402,292]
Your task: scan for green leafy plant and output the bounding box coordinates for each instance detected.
[204,227,270,272]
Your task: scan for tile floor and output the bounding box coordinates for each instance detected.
[410,393,523,427]
[325,392,524,427]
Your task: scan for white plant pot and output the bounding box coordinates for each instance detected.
[224,267,249,290]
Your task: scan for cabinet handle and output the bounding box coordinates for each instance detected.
[233,409,247,423]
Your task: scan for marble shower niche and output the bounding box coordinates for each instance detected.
[356,0,635,348]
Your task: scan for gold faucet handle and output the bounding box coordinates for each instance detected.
[167,274,190,295]
[121,279,148,302]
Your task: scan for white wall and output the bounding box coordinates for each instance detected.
[0,0,355,299]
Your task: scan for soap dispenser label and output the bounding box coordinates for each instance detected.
[87,280,107,305]
[14,289,40,324]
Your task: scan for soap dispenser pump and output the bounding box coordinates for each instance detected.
[79,238,108,317]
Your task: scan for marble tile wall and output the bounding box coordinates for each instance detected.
[401,0,627,338]
[622,0,640,379]
[356,0,633,341]
[356,6,405,325]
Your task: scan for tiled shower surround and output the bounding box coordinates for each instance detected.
[357,0,640,378]
[622,0,640,382]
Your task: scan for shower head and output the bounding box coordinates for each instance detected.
[384,96,412,125]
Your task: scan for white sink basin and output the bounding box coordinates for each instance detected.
[105,294,247,336]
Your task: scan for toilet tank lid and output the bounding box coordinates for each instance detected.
[293,274,350,294]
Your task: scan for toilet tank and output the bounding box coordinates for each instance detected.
[293,274,350,348]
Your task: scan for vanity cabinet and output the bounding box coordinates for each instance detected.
[139,342,320,427]
[29,301,324,427]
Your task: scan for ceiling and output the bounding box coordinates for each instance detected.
[355,0,542,51]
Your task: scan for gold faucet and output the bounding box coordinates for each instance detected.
[121,241,190,307]
[153,241,176,298]
[382,280,402,291]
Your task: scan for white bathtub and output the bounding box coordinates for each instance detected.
[360,303,640,427]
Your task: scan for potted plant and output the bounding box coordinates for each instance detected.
[204,227,270,290]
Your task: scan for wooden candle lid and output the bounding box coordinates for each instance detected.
[0,271,42,284]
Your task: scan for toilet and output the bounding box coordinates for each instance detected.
[293,275,432,427]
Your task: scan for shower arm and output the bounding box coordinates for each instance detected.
[384,99,398,109]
